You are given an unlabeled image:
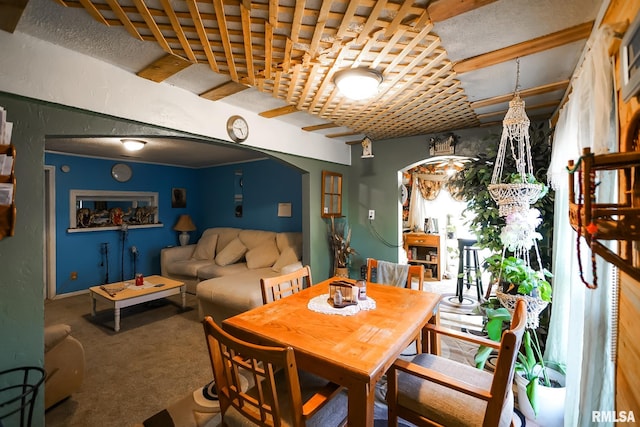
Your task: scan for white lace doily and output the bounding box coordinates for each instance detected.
[307,294,376,316]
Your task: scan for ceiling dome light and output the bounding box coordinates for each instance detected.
[121,139,146,151]
[333,68,383,100]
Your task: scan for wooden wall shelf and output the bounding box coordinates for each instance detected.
[568,147,640,281]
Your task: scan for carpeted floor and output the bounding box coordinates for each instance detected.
[43,280,490,427]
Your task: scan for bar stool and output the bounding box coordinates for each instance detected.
[456,238,483,302]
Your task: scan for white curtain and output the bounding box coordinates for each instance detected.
[407,175,428,231]
[546,26,617,427]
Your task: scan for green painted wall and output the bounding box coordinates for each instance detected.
[0,92,347,426]
[346,127,502,275]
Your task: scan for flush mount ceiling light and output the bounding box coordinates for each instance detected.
[121,139,146,151]
[333,68,383,100]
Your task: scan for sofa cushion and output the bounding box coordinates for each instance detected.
[215,237,248,266]
[191,232,218,260]
[198,268,278,315]
[167,259,214,277]
[272,247,301,272]
[215,228,241,254]
[246,239,280,269]
[276,232,303,258]
[239,229,277,250]
[198,262,249,280]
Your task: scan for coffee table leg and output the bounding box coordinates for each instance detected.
[90,292,96,317]
[114,307,121,332]
[181,285,186,310]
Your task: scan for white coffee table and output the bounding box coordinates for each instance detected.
[89,275,186,332]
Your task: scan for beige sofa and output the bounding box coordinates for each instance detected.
[160,227,302,323]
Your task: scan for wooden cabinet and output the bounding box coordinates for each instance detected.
[404,233,441,281]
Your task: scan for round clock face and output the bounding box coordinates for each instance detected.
[111,163,132,182]
[227,115,249,143]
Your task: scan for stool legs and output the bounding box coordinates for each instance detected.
[456,240,483,302]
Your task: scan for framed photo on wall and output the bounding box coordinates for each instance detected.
[172,188,186,208]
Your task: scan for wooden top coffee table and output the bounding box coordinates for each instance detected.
[89,275,185,332]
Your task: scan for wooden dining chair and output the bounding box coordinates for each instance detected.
[260,265,313,304]
[202,316,347,427]
[366,258,424,291]
[386,299,527,427]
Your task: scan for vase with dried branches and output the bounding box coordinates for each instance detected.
[329,217,357,277]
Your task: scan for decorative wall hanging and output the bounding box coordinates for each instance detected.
[361,136,374,158]
[429,135,455,157]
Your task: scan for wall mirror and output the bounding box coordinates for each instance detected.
[321,170,342,218]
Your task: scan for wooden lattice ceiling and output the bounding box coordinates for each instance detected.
[51,0,480,140]
[29,0,595,143]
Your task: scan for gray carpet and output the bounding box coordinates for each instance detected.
[45,292,212,427]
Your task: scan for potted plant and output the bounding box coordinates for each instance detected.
[484,254,552,301]
[329,217,357,277]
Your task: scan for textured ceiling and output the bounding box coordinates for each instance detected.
[8,0,604,166]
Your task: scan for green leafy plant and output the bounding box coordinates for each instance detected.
[475,308,565,416]
[484,254,553,302]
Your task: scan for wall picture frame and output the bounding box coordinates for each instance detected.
[172,188,186,208]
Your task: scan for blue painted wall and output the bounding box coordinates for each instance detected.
[196,159,303,232]
[46,154,303,294]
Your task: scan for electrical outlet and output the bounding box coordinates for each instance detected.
[70,271,78,280]
[131,246,137,254]
[368,210,375,220]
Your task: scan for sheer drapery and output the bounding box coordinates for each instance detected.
[407,175,428,231]
[546,26,617,426]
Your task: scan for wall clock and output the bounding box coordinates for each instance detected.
[111,163,132,182]
[226,115,249,143]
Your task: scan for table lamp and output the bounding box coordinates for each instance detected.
[174,214,196,246]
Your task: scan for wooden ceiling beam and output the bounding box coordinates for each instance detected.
[302,123,340,132]
[454,21,594,74]
[476,100,560,121]
[0,0,28,33]
[326,131,362,139]
[160,0,196,62]
[470,80,570,109]
[187,0,219,73]
[199,81,249,101]
[105,0,143,40]
[427,0,498,23]
[137,54,192,82]
[259,105,298,118]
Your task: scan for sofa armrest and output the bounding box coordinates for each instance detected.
[160,245,196,276]
[44,324,71,352]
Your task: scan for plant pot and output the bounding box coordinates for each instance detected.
[515,366,566,427]
[334,267,349,278]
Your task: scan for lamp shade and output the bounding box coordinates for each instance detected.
[174,214,196,232]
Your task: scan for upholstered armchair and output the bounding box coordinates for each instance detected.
[44,324,85,409]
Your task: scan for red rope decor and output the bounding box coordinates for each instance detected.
[575,166,598,289]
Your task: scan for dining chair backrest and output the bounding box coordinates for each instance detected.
[366,258,424,291]
[484,298,527,421]
[202,316,345,427]
[261,265,313,304]
[386,299,527,427]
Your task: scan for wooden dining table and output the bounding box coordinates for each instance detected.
[223,277,442,427]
